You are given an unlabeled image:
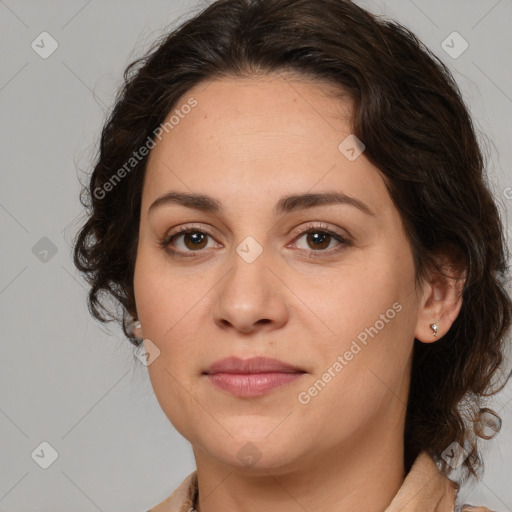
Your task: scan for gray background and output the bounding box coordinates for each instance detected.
[1,0,511,510]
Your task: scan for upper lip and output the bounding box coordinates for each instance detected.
[204,357,306,375]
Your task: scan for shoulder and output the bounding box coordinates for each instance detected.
[146,471,198,512]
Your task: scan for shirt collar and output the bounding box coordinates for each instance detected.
[384,451,459,512]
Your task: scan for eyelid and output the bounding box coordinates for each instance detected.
[166,222,217,238]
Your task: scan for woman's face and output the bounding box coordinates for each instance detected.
[134,74,428,473]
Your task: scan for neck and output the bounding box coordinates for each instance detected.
[193,413,406,512]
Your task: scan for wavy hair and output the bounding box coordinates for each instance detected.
[72,0,512,483]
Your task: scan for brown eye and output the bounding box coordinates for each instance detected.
[294,229,346,252]
[289,224,352,259]
[160,228,218,257]
[160,224,351,260]
[181,231,209,250]
[305,231,332,250]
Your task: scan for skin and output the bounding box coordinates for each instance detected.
[133,73,464,511]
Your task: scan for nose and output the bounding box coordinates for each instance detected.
[211,246,289,334]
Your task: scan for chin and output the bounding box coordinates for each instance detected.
[194,427,309,473]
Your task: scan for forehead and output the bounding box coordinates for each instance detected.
[165,73,353,148]
[142,74,392,219]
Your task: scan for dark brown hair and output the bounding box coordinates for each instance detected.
[73,0,512,483]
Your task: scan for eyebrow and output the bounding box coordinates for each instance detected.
[148,191,375,217]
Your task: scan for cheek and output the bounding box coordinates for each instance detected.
[294,284,415,443]
[134,252,207,437]
[133,251,192,395]
[134,244,201,339]
[294,255,412,350]
[144,357,205,444]
[293,249,418,411]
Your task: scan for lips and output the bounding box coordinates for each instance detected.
[203,357,306,398]
[204,356,305,375]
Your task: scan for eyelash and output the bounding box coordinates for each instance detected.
[159,222,352,260]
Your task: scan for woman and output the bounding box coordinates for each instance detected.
[73,0,511,510]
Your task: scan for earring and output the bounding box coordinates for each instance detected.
[430,323,438,338]
[126,317,143,342]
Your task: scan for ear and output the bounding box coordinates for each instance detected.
[415,255,467,344]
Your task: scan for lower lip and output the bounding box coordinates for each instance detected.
[206,372,304,397]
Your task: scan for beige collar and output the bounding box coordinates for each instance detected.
[147,452,492,512]
[384,452,458,511]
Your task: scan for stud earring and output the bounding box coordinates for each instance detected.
[430,323,438,338]
[126,317,143,343]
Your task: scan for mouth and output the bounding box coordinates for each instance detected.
[203,356,307,398]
